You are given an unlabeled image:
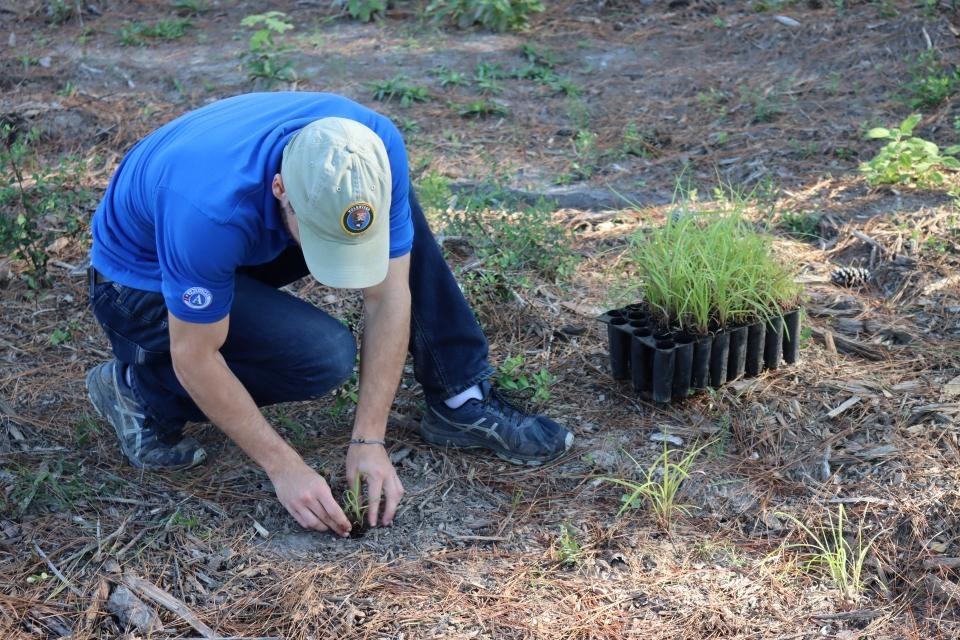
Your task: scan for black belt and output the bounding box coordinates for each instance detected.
[89,267,112,286]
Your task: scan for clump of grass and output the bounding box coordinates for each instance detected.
[776,505,880,601]
[629,203,801,334]
[370,75,431,107]
[118,18,192,46]
[601,441,707,531]
[343,474,366,527]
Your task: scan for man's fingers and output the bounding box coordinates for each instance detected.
[365,476,383,527]
[294,507,329,532]
[316,489,352,535]
[382,475,404,526]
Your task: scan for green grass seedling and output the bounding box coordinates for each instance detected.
[556,523,582,566]
[370,76,431,107]
[344,474,367,526]
[630,203,801,334]
[601,441,707,531]
[777,504,880,601]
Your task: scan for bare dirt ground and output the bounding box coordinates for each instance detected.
[2,1,960,638]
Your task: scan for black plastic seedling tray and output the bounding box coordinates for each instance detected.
[598,305,802,403]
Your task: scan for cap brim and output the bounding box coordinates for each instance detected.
[299,223,389,289]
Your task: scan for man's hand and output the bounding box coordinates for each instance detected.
[270,460,353,536]
[345,444,404,527]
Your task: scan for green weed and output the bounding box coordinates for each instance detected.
[777,505,880,600]
[777,210,822,240]
[276,412,309,448]
[1,126,94,288]
[415,170,453,213]
[556,129,599,184]
[738,85,781,123]
[118,18,192,46]
[520,43,557,68]
[431,65,468,88]
[556,523,582,566]
[4,457,104,518]
[173,0,210,16]
[618,123,656,158]
[474,62,506,95]
[697,88,729,119]
[328,366,360,419]
[49,327,71,346]
[73,415,103,448]
[458,99,508,118]
[788,138,819,159]
[494,355,556,404]
[240,11,296,85]
[860,114,960,188]
[370,75,431,107]
[44,0,75,25]
[426,0,545,32]
[905,51,958,110]
[334,0,386,22]
[442,191,578,292]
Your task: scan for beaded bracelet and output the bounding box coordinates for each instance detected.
[349,438,386,446]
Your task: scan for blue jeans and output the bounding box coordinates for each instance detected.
[88,189,494,438]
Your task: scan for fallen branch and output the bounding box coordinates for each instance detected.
[923,557,960,570]
[810,327,884,361]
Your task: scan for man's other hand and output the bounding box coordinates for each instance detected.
[345,444,404,527]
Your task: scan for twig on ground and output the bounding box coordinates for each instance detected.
[123,573,217,638]
[32,542,83,597]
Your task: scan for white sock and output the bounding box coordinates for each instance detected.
[124,365,133,387]
[444,384,483,409]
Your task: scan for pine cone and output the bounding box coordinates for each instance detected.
[830,266,871,287]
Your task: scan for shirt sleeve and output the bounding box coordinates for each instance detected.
[381,122,414,258]
[155,187,249,323]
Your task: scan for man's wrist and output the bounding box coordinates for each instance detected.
[349,437,386,446]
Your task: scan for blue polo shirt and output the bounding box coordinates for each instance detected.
[90,92,414,323]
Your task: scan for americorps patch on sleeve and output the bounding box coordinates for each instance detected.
[182,286,213,310]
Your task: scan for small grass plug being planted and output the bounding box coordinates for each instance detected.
[343,474,368,534]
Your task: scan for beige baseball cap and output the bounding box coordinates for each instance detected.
[281,117,391,289]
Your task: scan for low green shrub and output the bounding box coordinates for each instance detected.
[426,0,545,32]
[240,12,296,85]
[333,0,386,22]
[860,114,960,188]
[1,125,94,288]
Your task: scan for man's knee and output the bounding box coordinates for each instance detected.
[291,324,357,397]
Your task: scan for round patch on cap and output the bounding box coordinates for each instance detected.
[341,202,375,236]
[182,287,213,310]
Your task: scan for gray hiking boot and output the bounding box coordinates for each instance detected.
[85,360,207,470]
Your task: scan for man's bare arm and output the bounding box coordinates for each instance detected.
[168,314,352,535]
[346,253,411,526]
